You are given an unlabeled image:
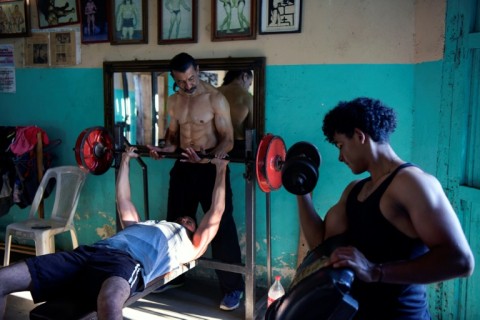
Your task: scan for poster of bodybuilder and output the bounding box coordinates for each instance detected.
[80,0,109,43]
[111,0,147,44]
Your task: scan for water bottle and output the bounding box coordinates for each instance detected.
[267,275,285,307]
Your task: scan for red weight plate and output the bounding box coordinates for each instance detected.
[75,127,114,175]
[74,129,88,169]
[264,136,286,191]
[256,134,274,192]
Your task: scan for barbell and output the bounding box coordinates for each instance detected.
[74,127,321,195]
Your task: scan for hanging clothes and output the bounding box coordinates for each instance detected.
[10,126,50,156]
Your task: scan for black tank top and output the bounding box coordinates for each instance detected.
[346,163,431,319]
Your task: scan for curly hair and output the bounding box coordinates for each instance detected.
[322,97,397,144]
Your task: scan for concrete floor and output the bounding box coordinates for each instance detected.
[2,251,268,320]
[5,277,251,320]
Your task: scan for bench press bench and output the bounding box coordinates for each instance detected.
[29,260,197,320]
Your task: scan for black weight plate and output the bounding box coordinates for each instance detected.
[286,142,321,168]
[282,158,318,195]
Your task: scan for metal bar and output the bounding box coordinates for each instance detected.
[266,192,272,289]
[245,129,257,320]
[197,259,247,274]
[36,132,44,219]
[138,157,149,221]
[197,129,257,320]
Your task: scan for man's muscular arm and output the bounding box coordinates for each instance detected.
[244,93,254,129]
[116,148,141,229]
[211,92,234,155]
[190,156,229,259]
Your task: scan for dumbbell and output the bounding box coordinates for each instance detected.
[256,134,321,195]
[281,142,321,195]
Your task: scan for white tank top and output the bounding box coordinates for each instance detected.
[95,220,195,285]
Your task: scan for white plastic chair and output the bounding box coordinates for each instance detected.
[3,166,87,266]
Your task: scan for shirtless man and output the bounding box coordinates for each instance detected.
[147,53,244,311]
[232,0,249,32]
[164,0,190,39]
[219,0,233,33]
[11,5,25,33]
[84,0,97,36]
[218,70,253,159]
[115,0,138,40]
[219,0,248,33]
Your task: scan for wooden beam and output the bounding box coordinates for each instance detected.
[0,242,36,256]
[36,131,44,219]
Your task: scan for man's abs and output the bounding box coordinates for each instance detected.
[179,122,218,151]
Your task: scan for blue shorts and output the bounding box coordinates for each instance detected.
[25,245,142,305]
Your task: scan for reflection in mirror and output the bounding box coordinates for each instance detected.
[112,71,169,147]
[104,57,266,162]
[216,70,254,160]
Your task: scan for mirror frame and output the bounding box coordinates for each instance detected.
[103,56,266,159]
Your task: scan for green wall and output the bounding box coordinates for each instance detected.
[1,62,424,286]
[412,60,444,174]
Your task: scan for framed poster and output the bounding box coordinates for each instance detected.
[80,0,109,43]
[211,0,256,41]
[37,0,80,29]
[259,0,302,34]
[0,0,30,38]
[111,0,148,45]
[158,0,197,44]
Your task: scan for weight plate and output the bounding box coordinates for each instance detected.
[256,134,287,192]
[256,134,274,192]
[286,141,321,168]
[282,158,318,195]
[74,126,114,175]
[264,136,286,191]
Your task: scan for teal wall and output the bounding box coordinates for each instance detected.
[412,60,444,174]
[1,62,426,286]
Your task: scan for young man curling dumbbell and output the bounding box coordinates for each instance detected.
[281,97,474,319]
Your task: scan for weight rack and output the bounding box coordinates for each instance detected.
[113,128,264,320]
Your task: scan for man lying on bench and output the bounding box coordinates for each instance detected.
[0,146,229,320]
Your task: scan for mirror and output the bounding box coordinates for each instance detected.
[103,57,266,162]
